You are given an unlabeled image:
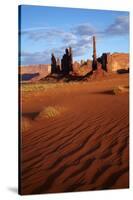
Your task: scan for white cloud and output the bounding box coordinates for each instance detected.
[105,15,129,35]
[20,15,129,65]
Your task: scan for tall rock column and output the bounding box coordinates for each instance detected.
[56,58,61,73]
[92,36,97,71]
[51,53,57,74]
[69,47,73,72]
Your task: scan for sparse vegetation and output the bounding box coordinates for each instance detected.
[21,83,57,92]
[21,82,82,92]
[36,106,66,120]
[113,85,129,95]
[21,117,32,132]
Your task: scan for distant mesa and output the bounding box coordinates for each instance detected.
[19,64,51,82]
[21,73,39,81]
[19,36,129,83]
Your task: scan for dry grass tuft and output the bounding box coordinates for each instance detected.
[21,82,82,92]
[113,85,129,95]
[21,117,32,132]
[36,106,66,120]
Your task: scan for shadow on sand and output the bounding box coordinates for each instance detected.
[22,112,39,120]
[90,90,115,96]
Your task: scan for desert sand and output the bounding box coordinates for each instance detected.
[20,74,129,195]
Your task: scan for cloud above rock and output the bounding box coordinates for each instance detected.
[72,24,96,36]
[20,14,129,65]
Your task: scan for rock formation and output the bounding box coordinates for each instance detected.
[92,36,97,71]
[19,64,51,82]
[61,48,73,75]
[51,53,57,74]
[91,36,129,73]
[108,53,129,72]
[20,35,129,83]
[56,58,61,73]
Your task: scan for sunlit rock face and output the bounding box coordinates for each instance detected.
[108,53,129,72]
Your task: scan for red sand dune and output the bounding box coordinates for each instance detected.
[20,74,129,195]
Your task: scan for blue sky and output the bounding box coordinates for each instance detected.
[19,5,129,66]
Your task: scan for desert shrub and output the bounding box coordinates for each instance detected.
[113,85,129,95]
[36,106,66,120]
[21,117,32,132]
